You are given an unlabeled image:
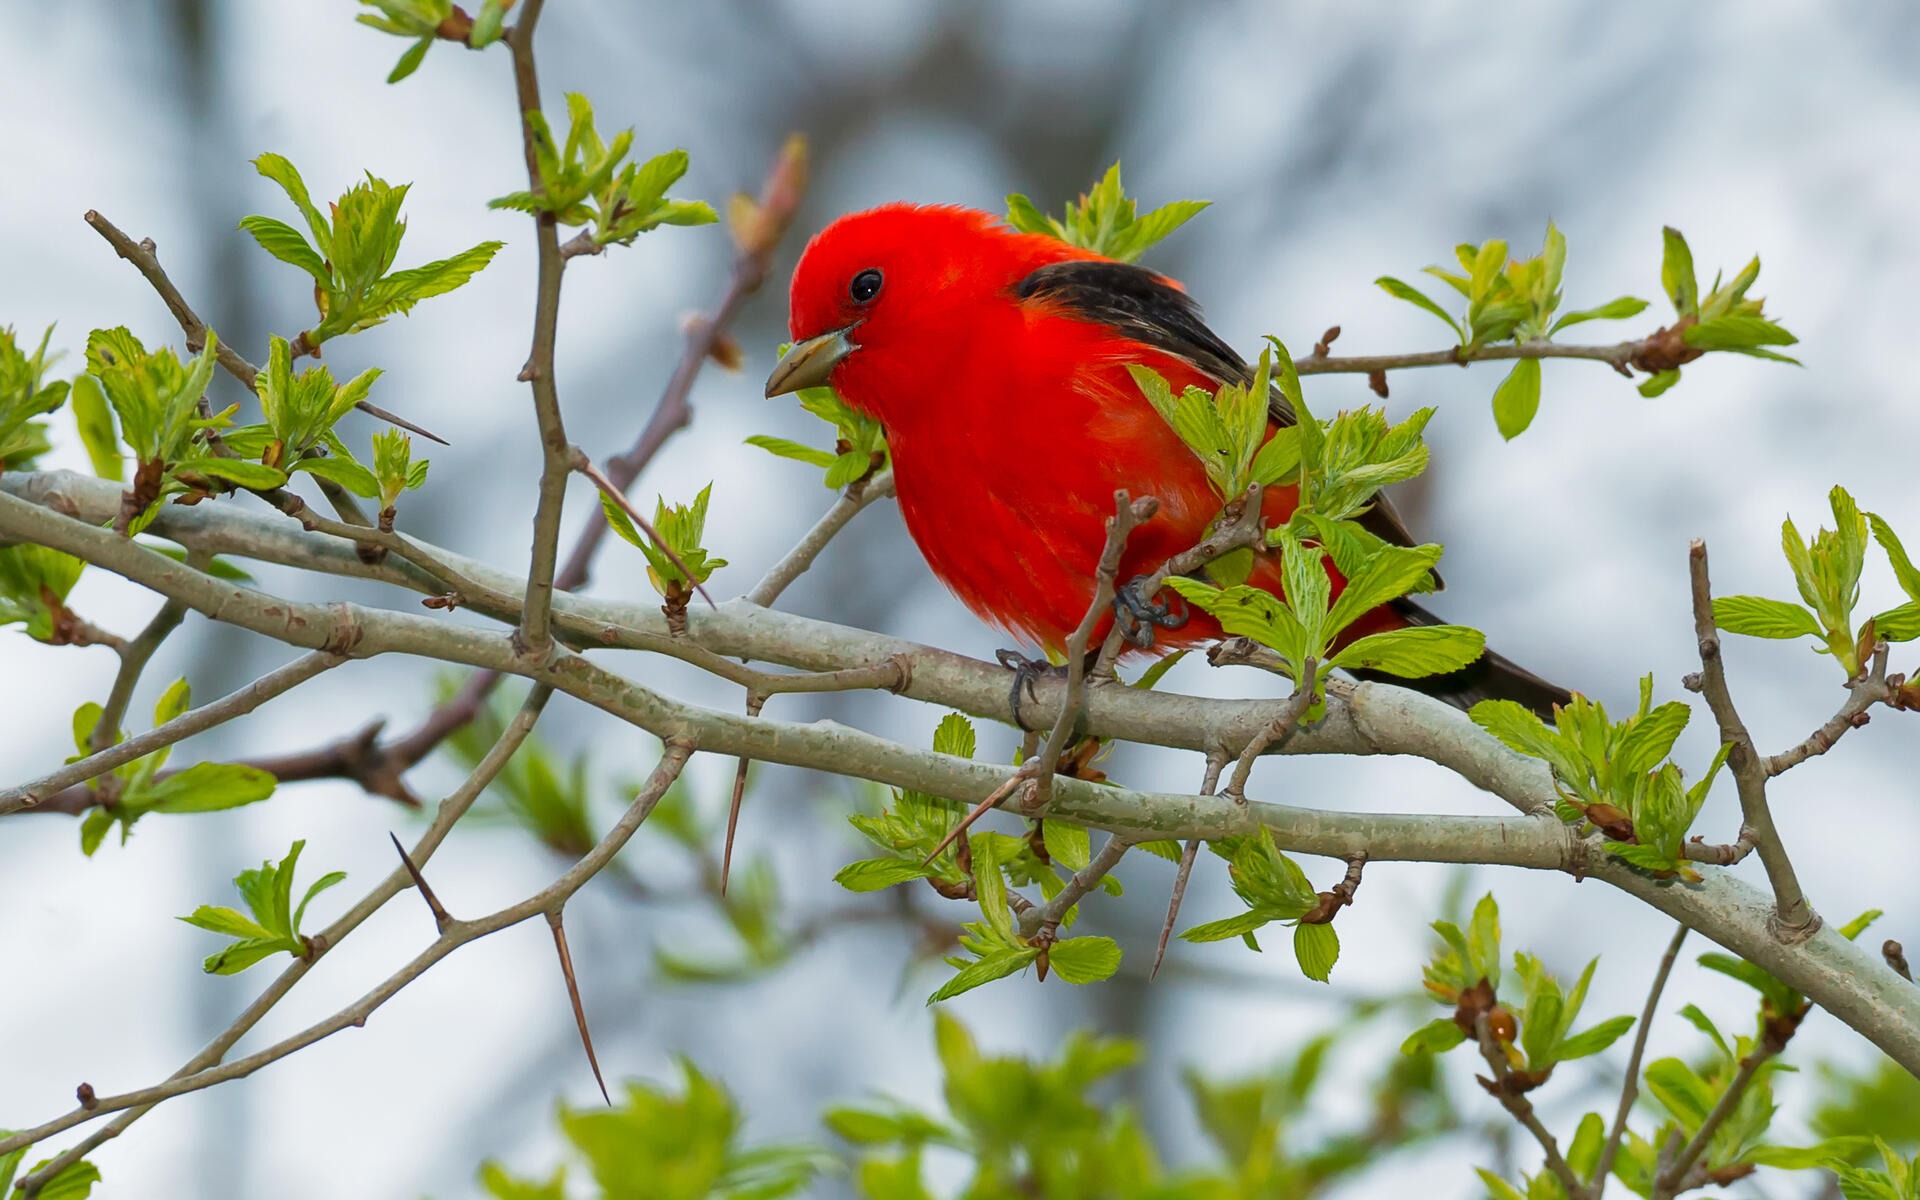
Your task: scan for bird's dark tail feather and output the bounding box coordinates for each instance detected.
[1346,599,1572,720]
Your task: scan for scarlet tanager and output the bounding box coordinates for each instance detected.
[766,203,1568,717]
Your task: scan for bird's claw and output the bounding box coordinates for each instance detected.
[997,649,1069,730]
[1113,575,1188,648]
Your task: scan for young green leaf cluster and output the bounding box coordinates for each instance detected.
[1402,894,1634,1085]
[241,153,502,349]
[1473,676,1727,879]
[178,840,346,974]
[1714,485,1920,676]
[832,713,1122,1002]
[0,324,68,470]
[1178,828,1346,982]
[479,1060,828,1200]
[488,95,717,250]
[1644,226,1799,397]
[215,336,431,511]
[1170,533,1481,703]
[356,0,510,83]
[80,327,231,526]
[71,681,277,856]
[747,365,890,490]
[1127,346,1298,505]
[827,1011,1454,1200]
[1004,162,1208,263]
[599,483,727,603]
[1828,1143,1920,1200]
[1377,223,1649,438]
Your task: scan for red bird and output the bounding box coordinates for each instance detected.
[766,203,1567,717]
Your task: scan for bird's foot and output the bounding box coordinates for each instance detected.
[1112,574,1189,648]
[996,649,1070,730]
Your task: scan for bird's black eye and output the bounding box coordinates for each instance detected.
[849,268,884,305]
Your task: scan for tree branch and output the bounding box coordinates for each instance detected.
[6,481,1920,1076]
[745,468,897,607]
[4,685,555,1187]
[1765,641,1895,776]
[4,737,690,1168]
[1594,922,1690,1199]
[1475,1012,1585,1199]
[505,0,571,658]
[1294,330,1691,382]
[557,135,808,589]
[0,650,345,815]
[1686,539,1817,939]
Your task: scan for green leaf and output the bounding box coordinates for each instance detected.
[1870,513,1920,601]
[1638,368,1681,398]
[30,1159,100,1200]
[1129,650,1186,691]
[1874,601,1920,643]
[1713,594,1823,640]
[68,374,122,481]
[1550,295,1649,334]
[143,762,277,813]
[1491,357,1542,440]
[1293,921,1339,982]
[1400,1017,1468,1055]
[293,455,381,498]
[1329,624,1485,677]
[293,870,347,931]
[253,153,331,251]
[927,947,1039,1004]
[1181,910,1277,944]
[237,215,329,284]
[1047,936,1121,984]
[833,858,934,892]
[1041,821,1091,872]
[175,456,289,490]
[1557,1014,1635,1061]
[1375,276,1463,341]
[1661,227,1698,316]
[387,34,433,83]
[744,434,837,469]
[179,904,277,940]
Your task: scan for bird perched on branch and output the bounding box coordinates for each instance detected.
[767,202,1567,718]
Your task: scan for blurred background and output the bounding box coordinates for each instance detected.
[4,0,1920,1195]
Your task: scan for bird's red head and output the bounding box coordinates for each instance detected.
[764,203,1085,424]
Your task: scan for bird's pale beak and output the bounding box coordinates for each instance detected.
[765,326,857,397]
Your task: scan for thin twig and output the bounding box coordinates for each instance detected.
[745,469,895,607]
[5,687,555,1187]
[5,735,689,1166]
[1294,332,1690,381]
[1224,660,1318,798]
[1594,922,1690,1198]
[557,135,808,588]
[91,589,194,752]
[1687,540,1817,939]
[1031,491,1158,802]
[568,449,714,610]
[1021,832,1130,937]
[1476,1012,1586,1200]
[1765,642,1893,776]
[0,651,345,815]
[82,210,443,440]
[1655,1047,1775,1196]
[1151,751,1227,980]
[506,0,571,659]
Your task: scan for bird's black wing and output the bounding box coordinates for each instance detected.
[1015,258,1430,564]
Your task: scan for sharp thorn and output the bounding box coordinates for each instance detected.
[1150,839,1202,981]
[547,911,610,1105]
[355,399,449,445]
